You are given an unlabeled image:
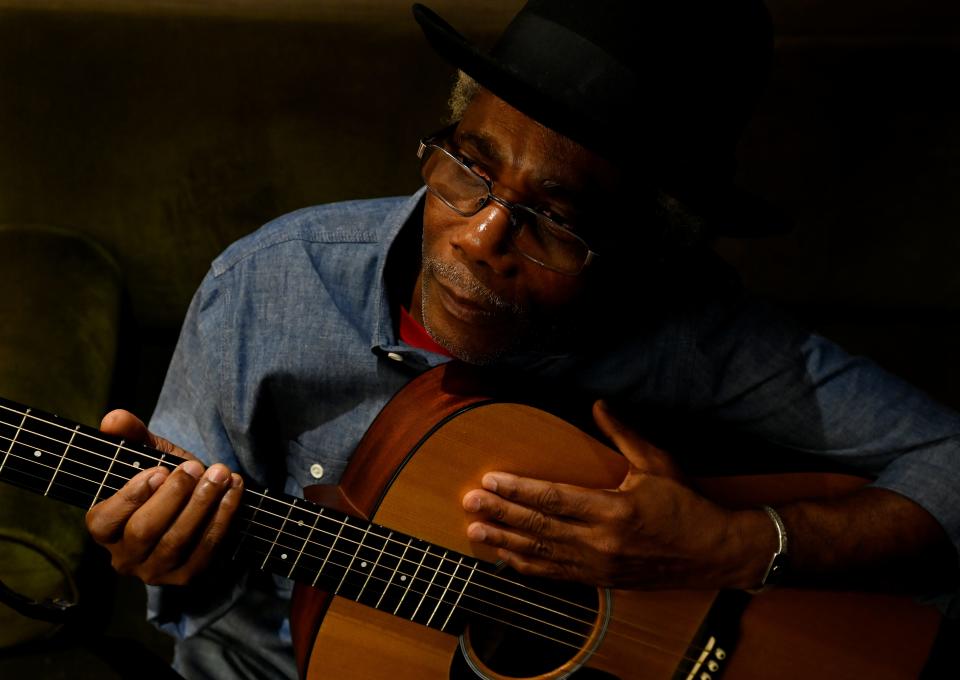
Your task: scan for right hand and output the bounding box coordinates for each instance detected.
[85,410,244,585]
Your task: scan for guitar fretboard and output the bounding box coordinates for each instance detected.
[0,397,598,647]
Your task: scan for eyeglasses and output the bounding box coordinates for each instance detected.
[417,129,598,275]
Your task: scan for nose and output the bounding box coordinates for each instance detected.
[448,201,519,275]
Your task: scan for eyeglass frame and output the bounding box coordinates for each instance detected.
[416,126,599,276]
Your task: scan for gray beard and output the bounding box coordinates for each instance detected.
[419,255,552,365]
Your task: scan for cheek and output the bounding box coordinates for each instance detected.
[526,271,584,313]
[422,195,453,254]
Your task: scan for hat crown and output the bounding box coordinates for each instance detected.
[413,0,787,235]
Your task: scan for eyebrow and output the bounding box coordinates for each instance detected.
[455,131,504,165]
[454,130,585,202]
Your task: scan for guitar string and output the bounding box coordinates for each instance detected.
[0,432,702,664]
[0,410,720,661]
[234,525,708,668]
[238,509,719,669]
[0,420,599,626]
[0,435,594,633]
[0,451,707,668]
[0,414,719,660]
[0,411,609,617]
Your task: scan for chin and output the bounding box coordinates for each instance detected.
[422,314,510,365]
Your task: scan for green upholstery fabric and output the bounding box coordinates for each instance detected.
[0,225,121,647]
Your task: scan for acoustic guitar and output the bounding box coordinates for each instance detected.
[0,363,942,679]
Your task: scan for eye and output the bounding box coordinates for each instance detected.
[535,205,575,230]
[452,149,493,183]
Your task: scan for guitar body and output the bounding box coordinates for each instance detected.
[290,364,941,680]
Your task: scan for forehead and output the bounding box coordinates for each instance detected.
[455,90,620,193]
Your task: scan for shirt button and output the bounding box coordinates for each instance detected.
[386,352,404,362]
[309,463,324,479]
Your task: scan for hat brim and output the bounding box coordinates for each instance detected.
[412,4,604,155]
[412,3,791,237]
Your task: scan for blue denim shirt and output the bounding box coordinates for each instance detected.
[147,188,960,675]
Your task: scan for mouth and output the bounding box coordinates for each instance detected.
[434,279,505,323]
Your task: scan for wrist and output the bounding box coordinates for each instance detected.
[751,505,789,591]
[723,507,785,590]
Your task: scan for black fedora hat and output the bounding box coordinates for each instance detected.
[412,0,790,236]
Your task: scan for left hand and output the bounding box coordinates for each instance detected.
[462,400,758,589]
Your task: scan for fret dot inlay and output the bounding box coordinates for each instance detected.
[133,461,141,468]
[33,450,40,457]
[360,561,368,568]
[281,553,288,560]
[400,575,407,581]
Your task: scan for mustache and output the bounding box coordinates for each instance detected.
[422,257,527,316]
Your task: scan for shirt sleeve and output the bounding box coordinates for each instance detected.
[144,269,250,639]
[691,295,960,574]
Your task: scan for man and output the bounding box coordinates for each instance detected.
[86,1,960,678]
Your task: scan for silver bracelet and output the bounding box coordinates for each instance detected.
[754,505,789,591]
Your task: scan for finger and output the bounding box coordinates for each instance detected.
[142,470,244,585]
[495,548,579,581]
[592,400,682,479]
[100,409,150,441]
[142,463,234,572]
[474,472,597,520]
[466,518,587,559]
[464,489,559,540]
[86,466,170,543]
[118,460,205,565]
[100,409,198,461]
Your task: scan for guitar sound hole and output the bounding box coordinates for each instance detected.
[463,573,601,677]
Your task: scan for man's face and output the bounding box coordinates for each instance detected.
[412,89,620,363]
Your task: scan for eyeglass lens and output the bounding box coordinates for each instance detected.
[420,146,590,274]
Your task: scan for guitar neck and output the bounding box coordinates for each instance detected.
[0,396,488,636]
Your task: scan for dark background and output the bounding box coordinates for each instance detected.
[0,0,957,677]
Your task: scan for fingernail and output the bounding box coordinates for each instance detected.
[229,473,243,489]
[205,464,228,483]
[467,524,487,541]
[481,474,500,492]
[180,460,203,479]
[147,470,165,491]
[463,494,481,512]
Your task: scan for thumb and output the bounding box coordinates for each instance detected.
[100,409,198,461]
[592,400,683,481]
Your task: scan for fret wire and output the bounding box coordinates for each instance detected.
[0,431,598,636]
[45,425,80,497]
[91,440,124,508]
[233,489,266,562]
[260,496,297,571]
[356,529,391,602]
[236,490,598,625]
[0,422,168,486]
[376,536,413,610]
[239,513,596,640]
[426,554,461,629]
[239,491,598,623]
[394,541,430,617]
[0,403,175,476]
[0,410,599,631]
[409,547,445,624]
[313,513,346,588]
[442,559,476,632]
[0,408,30,473]
[238,529,592,652]
[0,407,599,627]
[0,432,145,504]
[0,437,598,644]
[335,522,370,596]
[288,507,322,579]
